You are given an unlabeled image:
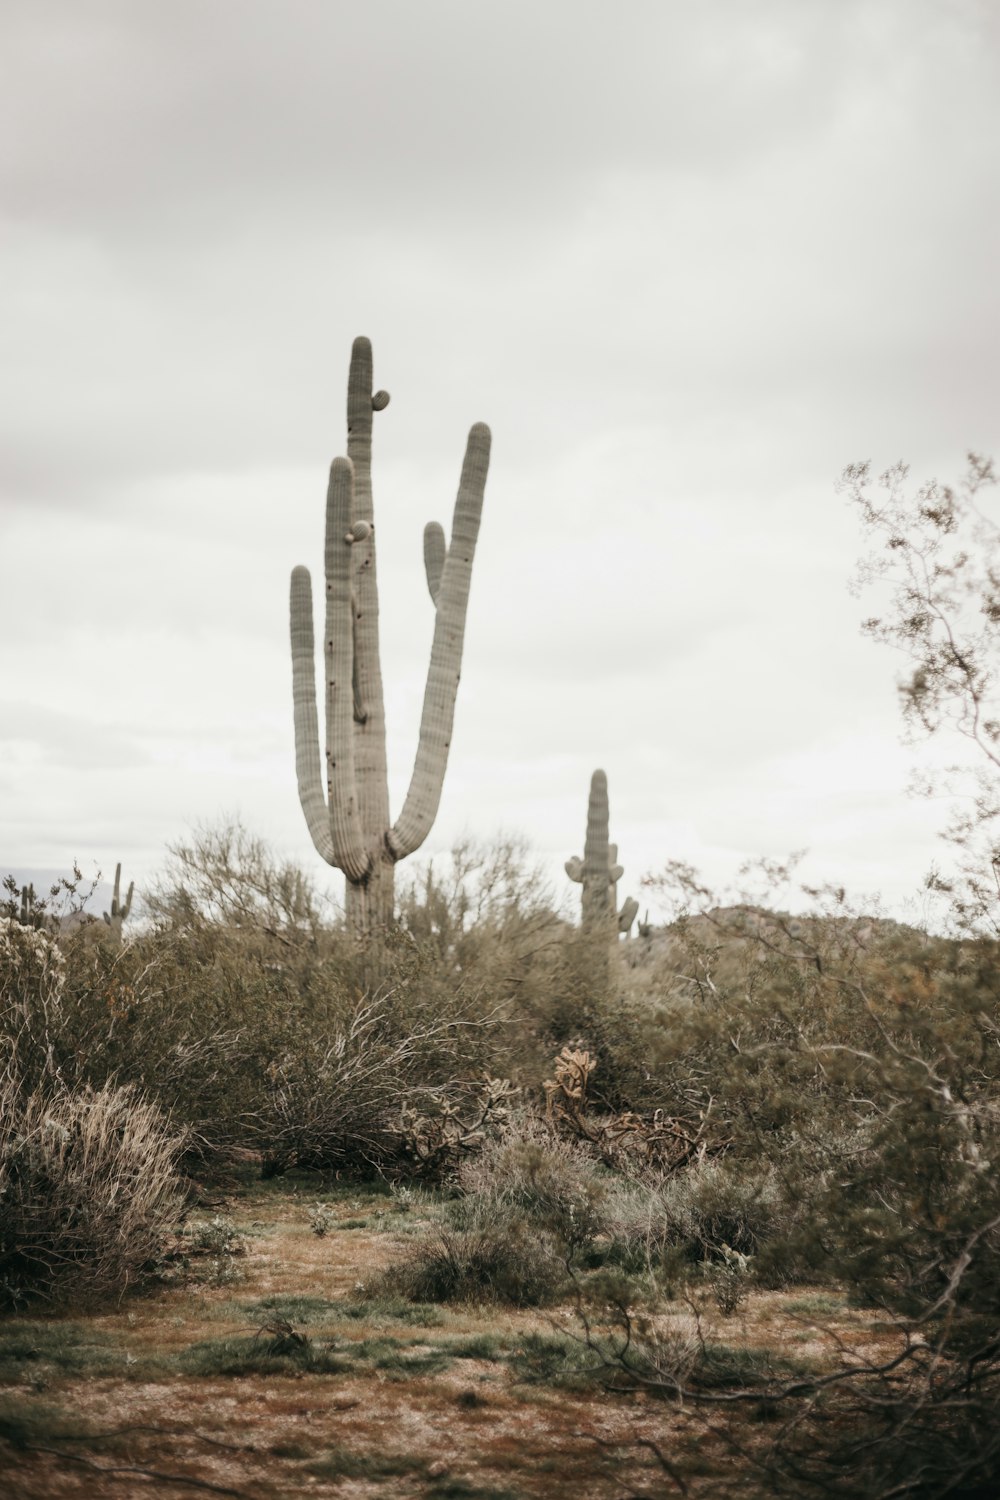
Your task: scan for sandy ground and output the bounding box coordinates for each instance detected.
[0,1180,903,1500]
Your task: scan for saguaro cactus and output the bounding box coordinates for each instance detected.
[102,863,134,942]
[290,337,491,936]
[17,884,47,931]
[566,770,638,938]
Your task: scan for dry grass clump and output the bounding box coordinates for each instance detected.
[375,1207,568,1307]
[0,1075,186,1307]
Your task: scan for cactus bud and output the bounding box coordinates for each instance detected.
[372,390,390,411]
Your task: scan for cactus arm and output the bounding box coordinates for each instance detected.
[290,564,337,864]
[565,856,584,882]
[102,862,134,934]
[323,458,371,883]
[608,842,622,911]
[618,896,639,934]
[423,522,445,604]
[388,422,491,859]
[109,862,133,919]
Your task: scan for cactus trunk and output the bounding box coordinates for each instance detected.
[566,769,636,944]
[582,772,612,929]
[290,337,490,939]
[102,862,134,944]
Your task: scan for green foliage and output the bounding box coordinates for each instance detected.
[0,1322,132,1380]
[180,1330,347,1377]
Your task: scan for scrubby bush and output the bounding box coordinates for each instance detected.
[377,1199,567,1307]
[0,917,67,1088]
[0,1076,186,1307]
[457,1109,609,1253]
[658,1157,787,1265]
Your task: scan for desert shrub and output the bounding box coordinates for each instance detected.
[396,836,563,985]
[456,1109,608,1253]
[4,869,504,1170]
[599,1178,678,1274]
[658,1157,788,1265]
[0,1076,186,1307]
[0,917,67,1088]
[395,1074,517,1180]
[143,819,333,949]
[614,865,1000,1495]
[377,1200,567,1307]
[246,987,501,1177]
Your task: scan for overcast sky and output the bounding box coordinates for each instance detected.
[2,0,999,923]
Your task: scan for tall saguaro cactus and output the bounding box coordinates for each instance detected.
[566,770,638,938]
[290,337,491,935]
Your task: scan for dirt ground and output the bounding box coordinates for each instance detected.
[0,1177,901,1500]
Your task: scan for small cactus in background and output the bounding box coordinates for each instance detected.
[290,337,491,936]
[565,770,638,939]
[18,883,47,931]
[102,863,134,942]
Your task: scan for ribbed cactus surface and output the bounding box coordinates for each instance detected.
[290,337,490,934]
[566,769,637,940]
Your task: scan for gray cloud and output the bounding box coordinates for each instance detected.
[3,0,998,917]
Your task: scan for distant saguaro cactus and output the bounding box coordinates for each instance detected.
[290,337,491,936]
[102,863,134,942]
[17,884,47,931]
[566,770,638,938]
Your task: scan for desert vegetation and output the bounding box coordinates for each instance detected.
[3,810,1000,1496]
[6,375,1000,1500]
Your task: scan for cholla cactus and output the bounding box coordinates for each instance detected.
[102,863,134,942]
[543,1046,596,1128]
[290,337,491,936]
[565,770,638,938]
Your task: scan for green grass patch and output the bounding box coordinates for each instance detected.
[237,1294,339,1325]
[178,1327,481,1379]
[695,1342,820,1389]
[336,1294,448,1327]
[0,1322,151,1380]
[348,1335,452,1376]
[508,1332,608,1389]
[307,1447,430,1480]
[178,1332,351,1377]
[444,1332,511,1361]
